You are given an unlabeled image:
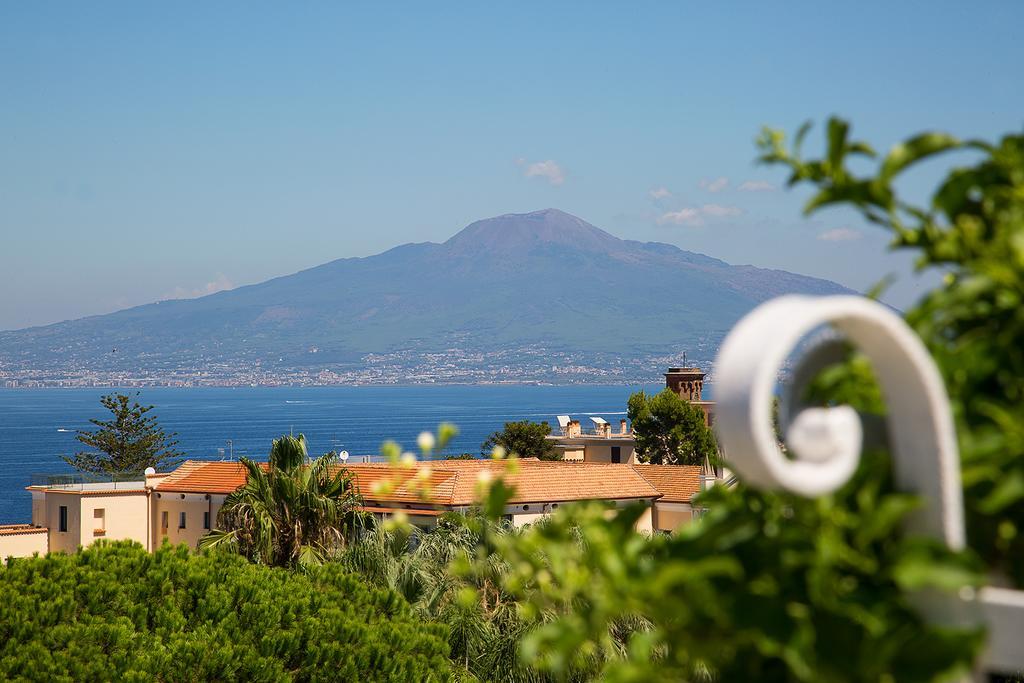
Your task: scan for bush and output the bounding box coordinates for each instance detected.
[482,421,560,461]
[627,388,717,465]
[759,120,1024,585]
[0,542,451,682]
[465,120,1024,682]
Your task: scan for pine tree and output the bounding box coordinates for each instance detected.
[627,388,717,466]
[0,542,452,681]
[64,393,184,475]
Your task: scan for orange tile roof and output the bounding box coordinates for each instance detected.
[348,459,661,506]
[152,458,664,507]
[156,460,252,494]
[0,525,47,536]
[631,464,702,503]
[455,460,661,505]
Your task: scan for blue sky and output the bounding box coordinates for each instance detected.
[1,2,1021,330]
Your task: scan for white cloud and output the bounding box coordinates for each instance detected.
[521,159,565,186]
[657,208,703,226]
[738,180,777,192]
[698,177,729,193]
[657,204,744,226]
[817,227,863,242]
[649,186,672,200]
[165,273,235,300]
[700,203,743,217]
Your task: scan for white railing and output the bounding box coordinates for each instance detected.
[553,428,630,438]
[713,295,1024,680]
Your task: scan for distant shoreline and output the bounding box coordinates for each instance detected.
[0,379,685,390]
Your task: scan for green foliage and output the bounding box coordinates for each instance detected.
[64,392,184,474]
[759,119,1024,584]
[200,434,363,568]
[0,541,452,681]
[627,388,717,466]
[482,420,561,461]
[491,452,984,682]
[446,121,1022,681]
[341,514,643,682]
[344,516,525,680]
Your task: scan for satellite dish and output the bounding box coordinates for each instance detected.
[339,451,350,463]
[144,467,157,476]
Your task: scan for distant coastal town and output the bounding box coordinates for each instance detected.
[0,346,715,388]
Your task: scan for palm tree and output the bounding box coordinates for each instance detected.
[199,434,363,568]
[341,514,635,682]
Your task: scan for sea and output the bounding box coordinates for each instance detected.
[0,384,664,523]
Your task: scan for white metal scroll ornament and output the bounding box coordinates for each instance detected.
[712,295,1024,679]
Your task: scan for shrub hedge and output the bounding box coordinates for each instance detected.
[0,542,451,682]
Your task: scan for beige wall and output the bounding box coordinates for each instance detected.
[503,499,653,530]
[582,442,637,464]
[406,513,442,529]
[549,436,637,463]
[511,512,547,527]
[37,491,151,554]
[31,492,45,527]
[79,494,149,549]
[561,448,585,462]
[653,503,693,532]
[154,492,223,550]
[634,504,653,533]
[0,530,48,559]
[45,492,82,553]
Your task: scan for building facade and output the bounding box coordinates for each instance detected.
[0,458,706,560]
[547,415,638,463]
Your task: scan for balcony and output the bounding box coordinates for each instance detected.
[28,472,147,492]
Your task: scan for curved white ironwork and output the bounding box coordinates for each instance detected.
[714,295,964,547]
[713,295,1023,678]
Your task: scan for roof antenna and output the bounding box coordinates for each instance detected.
[683,351,687,366]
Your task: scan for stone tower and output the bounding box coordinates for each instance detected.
[664,367,705,401]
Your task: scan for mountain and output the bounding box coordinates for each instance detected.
[0,209,854,383]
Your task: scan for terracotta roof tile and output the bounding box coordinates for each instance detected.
[344,464,458,505]
[448,460,661,505]
[0,525,47,536]
[348,459,661,506]
[631,464,702,503]
[156,460,253,494]
[153,458,668,507]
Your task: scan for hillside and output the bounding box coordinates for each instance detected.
[0,209,854,383]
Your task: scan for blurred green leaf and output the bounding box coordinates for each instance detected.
[880,132,961,181]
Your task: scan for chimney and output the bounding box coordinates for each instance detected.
[620,419,628,435]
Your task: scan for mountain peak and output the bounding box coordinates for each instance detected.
[444,209,622,254]
[0,206,856,381]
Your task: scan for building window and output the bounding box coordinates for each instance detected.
[611,446,621,464]
[203,511,210,530]
[178,512,187,529]
[161,511,168,533]
[94,508,105,533]
[58,505,68,533]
